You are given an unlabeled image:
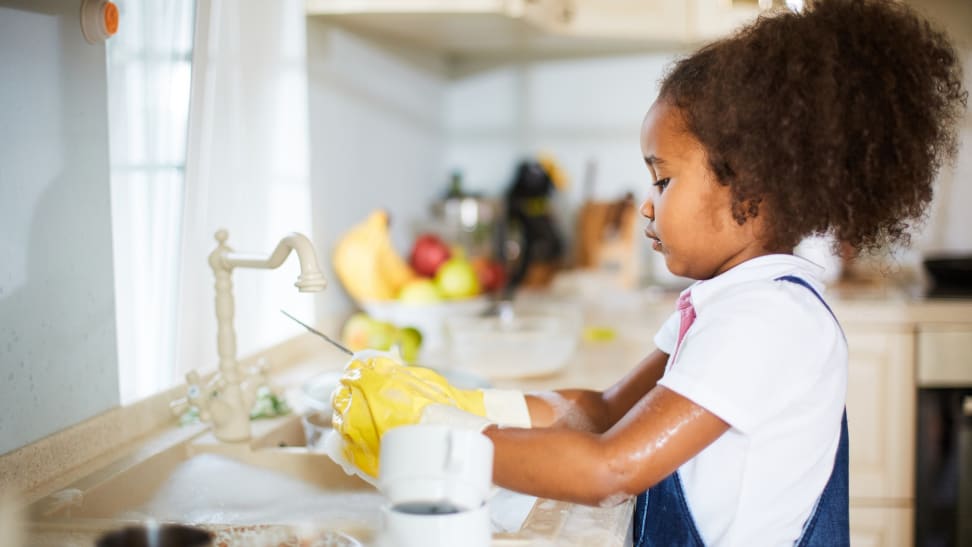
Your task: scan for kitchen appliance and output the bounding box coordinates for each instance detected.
[425,171,501,261]
[916,327,972,546]
[923,254,972,298]
[498,160,566,289]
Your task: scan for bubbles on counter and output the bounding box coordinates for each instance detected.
[129,453,383,530]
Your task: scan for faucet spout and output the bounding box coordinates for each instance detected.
[212,230,327,292]
[197,228,328,442]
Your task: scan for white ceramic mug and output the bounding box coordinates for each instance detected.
[378,424,494,514]
[379,503,491,547]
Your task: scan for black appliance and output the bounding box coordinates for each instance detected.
[923,255,972,298]
[916,388,972,547]
[497,160,565,289]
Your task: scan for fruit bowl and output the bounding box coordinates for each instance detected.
[360,297,491,352]
[443,302,582,379]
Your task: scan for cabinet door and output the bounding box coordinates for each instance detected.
[845,328,915,501]
[561,0,760,42]
[850,506,913,547]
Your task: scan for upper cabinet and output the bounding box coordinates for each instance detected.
[305,0,763,58]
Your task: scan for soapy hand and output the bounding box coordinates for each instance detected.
[419,403,492,431]
[330,350,530,479]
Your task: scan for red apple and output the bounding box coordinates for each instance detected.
[472,256,507,293]
[409,233,451,277]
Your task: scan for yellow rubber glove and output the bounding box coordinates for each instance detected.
[330,351,529,479]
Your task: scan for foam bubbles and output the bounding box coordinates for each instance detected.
[530,392,596,432]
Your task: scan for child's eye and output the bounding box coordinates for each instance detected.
[653,178,670,191]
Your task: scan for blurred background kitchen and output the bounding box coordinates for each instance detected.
[1,0,970,545]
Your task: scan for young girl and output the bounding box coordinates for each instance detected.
[331,0,967,544]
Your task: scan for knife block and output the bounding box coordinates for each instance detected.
[575,196,639,289]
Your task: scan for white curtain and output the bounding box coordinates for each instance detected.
[109,0,315,404]
[108,0,196,404]
[176,0,315,383]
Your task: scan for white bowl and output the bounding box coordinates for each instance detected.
[444,302,581,379]
[360,297,491,353]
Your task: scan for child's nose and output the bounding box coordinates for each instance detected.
[640,197,654,220]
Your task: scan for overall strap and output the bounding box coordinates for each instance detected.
[776,274,850,547]
[795,411,850,547]
[774,275,837,320]
[633,472,706,547]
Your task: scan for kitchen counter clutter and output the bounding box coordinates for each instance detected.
[3,282,971,546]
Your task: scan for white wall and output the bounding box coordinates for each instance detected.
[306,22,450,316]
[442,53,682,279]
[911,0,972,255]
[443,53,677,203]
[0,1,119,455]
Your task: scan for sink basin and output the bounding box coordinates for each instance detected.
[29,415,379,544]
[27,414,632,546]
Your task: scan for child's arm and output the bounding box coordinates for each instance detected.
[524,348,671,433]
[485,384,729,506]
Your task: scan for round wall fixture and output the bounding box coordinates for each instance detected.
[80,0,119,44]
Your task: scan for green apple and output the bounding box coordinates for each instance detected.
[393,326,423,363]
[368,319,397,351]
[397,278,444,304]
[340,312,396,351]
[340,312,374,351]
[434,257,481,299]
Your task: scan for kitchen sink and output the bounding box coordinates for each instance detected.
[28,415,379,544]
[26,414,632,546]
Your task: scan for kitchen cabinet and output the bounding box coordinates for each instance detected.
[305,0,762,58]
[846,327,916,500]
[850,506,914,547]
[845,326,916,545]
[563,0,760,43]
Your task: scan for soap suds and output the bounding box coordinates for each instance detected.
[127,453,383,529]
[124,452,535,540]
[530,392,596,432]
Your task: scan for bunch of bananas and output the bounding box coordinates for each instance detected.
[332,210,417,301]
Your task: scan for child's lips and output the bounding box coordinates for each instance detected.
[644,228,663,251]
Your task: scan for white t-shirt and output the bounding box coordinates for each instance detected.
[653,254,847,546]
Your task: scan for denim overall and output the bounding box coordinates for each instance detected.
[632,275,850,547]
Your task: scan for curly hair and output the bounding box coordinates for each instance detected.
[659,0,967,253]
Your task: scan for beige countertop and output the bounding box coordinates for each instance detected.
[3,283,971,546]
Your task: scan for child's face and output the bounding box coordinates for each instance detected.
[639,100,769,280]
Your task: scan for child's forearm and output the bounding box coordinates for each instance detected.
[486,385,730,507]
[525,390,613,432]
[523,349,671,432]
[486,426,628,506]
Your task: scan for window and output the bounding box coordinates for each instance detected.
[107,0,316,405]
[106,0,196,404]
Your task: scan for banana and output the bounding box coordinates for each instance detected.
[333,210,417,301]
[375,232,417,293]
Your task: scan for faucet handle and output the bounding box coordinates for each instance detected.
[169,397,190,418]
